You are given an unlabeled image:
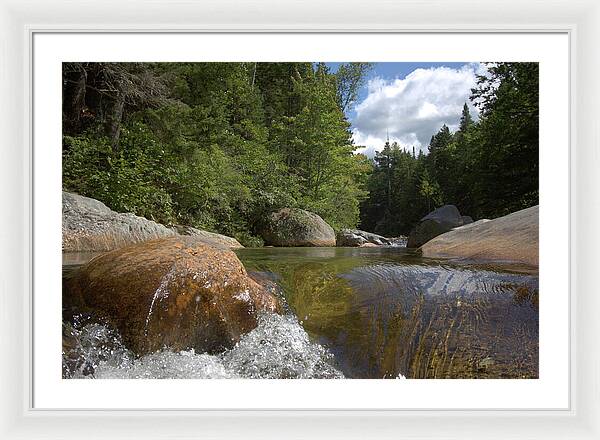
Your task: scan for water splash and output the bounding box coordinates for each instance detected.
[64,313,344,379]
[62,315,133,378]
[144,263,178,336]
[222,313,343,379]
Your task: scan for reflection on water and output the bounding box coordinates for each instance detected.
[236,247,539,379]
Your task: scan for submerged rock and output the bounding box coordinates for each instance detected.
[359,242,378,248]
[336,229,392,247]
[420,205,538,266]
[260,208,336,247]
[407,204,470,248]
[63,191,243,252]
[63,236,281,355]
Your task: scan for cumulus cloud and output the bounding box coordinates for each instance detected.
[352,63,484,157]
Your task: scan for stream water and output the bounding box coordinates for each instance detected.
[63,246,538,379]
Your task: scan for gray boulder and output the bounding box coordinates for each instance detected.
[62,192,175,252]
[407,205,469,248]
[336,229,391,247]
[260,208,336,247]
[63,192,243,252]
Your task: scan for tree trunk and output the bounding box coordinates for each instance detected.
[63,64,87,136]
[105,93,125,152]
[70,68,87,126]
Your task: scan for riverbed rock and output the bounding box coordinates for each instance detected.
[452,218,490,231]
[407,205,468,248]
[336,229,391,247]
[63,191,243,252]
[389,236,408,247]
[260,208,336,247]
[170,224,243,249]
[63,192,175,252]
[461,215,474,225]
[63,236,281,355]
[420,205,538,266]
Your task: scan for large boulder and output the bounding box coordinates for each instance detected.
[260,208,336,247]
[63,192,175,252]
[63,192,242,252]
[420,205,538,267]
[407,205,468,248]
[336,229,391,247]
[63,236,281,355]
[170,224,243,249]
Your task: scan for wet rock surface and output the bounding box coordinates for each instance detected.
[63,236,281,356]
[63,313,343,379]
[336,229,406,247]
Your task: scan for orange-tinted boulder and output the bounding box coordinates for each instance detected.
[64,236,280,355]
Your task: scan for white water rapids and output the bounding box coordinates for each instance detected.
[63,312,345,379]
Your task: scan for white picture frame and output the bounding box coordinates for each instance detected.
[1,0,598,438]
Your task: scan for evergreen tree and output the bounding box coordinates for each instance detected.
[359,63,538,234]
[62,61,539,243]
[458,102,474,133]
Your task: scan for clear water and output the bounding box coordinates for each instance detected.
[63,246,538,379]
[236,247,539,379]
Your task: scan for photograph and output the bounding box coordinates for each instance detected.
[61,60,539,380]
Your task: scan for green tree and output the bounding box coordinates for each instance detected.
[458,102,474,133]
[418,169,442,212]
[63,61,372,244]
[470,62,539,217]
[334,62,373,112]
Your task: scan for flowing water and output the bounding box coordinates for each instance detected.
[63,312,344,379]
[62,246,538,379]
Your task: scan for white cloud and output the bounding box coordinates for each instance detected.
[352,63,483,157]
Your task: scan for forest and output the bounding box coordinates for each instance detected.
[62,61,538,245]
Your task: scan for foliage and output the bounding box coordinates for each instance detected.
[360,62,539,235]
[63,62,370,245]
[63,62,538,242]
[334,62,374,112]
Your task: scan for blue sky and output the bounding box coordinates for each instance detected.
[326,62,484,157]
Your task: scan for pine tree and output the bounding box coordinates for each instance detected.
[459,103,473,133]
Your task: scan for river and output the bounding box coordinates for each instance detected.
[62,246,538,379]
